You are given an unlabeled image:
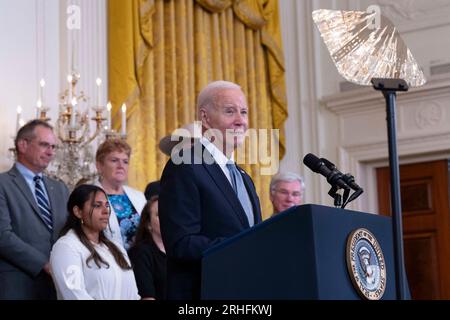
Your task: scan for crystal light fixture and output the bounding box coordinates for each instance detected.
[312,9,426,87]
[40,70,126,190]
[9,70,127,190]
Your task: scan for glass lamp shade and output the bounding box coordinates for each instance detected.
[312,9,426,87]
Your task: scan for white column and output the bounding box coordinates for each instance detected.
[278,0,323,205]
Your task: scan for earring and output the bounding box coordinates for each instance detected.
[81,219,84,225]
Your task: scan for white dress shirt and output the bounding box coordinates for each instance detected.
[50,229,140,300]
[200,137,233,184]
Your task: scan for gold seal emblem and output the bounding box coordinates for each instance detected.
[346,228,387,300]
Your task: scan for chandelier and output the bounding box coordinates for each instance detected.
[312,9,426,87]
[14,70,127,190]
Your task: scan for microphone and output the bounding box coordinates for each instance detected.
[320,158,363,192]
[303,153,350,190]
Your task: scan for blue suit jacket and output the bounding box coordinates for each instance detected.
[159,144,262,300]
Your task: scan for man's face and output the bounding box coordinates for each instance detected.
[18,126,57,173]
[270,180,303,214]
[200,88,249,152]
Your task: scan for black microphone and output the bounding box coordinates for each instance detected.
[320,158,363,192]
[303,153,350,190]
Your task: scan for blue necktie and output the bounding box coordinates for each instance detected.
[226,162,254,227]
[33,176,53,230]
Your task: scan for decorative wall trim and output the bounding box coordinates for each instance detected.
[377,0,450,33]
[322,74,450,116]
[322,74,450,213]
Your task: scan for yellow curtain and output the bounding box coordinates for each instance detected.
[108,0,287,219]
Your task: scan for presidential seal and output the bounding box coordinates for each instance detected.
[346,228,386,300]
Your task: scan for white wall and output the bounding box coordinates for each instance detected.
[0,0,107,171]
[279,0,450,210]
[0,0,55,169]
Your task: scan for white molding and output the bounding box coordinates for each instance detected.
[321,74,450,214]
[376,0,450,33]
[321,74,450,116]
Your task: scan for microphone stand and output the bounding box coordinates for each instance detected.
[371,78,408,300]
[328,185,342,208]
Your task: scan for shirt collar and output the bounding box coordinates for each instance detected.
[15,162,42,180]
[200,137,234,167]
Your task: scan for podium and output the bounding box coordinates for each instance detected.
[201,204,400,299]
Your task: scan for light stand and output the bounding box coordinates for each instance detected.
[312,8,426,300]
[372,78,408,300]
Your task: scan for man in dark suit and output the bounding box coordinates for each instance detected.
[159,80,262,300]
[0,120,69,299]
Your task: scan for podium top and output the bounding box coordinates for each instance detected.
[203,204,388,257]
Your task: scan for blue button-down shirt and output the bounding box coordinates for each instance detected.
[15,162,50,205]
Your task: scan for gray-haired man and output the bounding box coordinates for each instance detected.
[270,171,305,215]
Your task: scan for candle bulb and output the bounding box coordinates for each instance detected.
[16,105,22,132]
[39,79,45,106]
[67,75,73,104]
[36,100,42,119]
[96,78,102,107]
[70,97,77,128]
[106,102,112,130]
[39,78,45,105]
[121,104,127,135]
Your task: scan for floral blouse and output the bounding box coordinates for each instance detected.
[108,194,140,250]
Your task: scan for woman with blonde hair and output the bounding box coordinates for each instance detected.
[95,139,146,250]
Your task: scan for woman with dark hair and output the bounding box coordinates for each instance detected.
[50,184,140,300]
[128,181,167,300]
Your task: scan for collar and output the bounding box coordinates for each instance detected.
[200,137,234,167]
[15,162,42,180]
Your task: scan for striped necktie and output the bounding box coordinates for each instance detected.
[33,176,53,230]
[226,161,254,227]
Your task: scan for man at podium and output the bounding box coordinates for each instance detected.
[159,81,262,300]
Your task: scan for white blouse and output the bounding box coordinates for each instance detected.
[50,229,140,300]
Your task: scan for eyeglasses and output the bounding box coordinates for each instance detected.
[274,189,302,198]
[26,139,57,151]
[36,141,57,151]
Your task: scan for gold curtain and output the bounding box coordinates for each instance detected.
[108,0,287,219]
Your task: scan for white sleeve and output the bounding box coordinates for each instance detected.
[50,240,94,300]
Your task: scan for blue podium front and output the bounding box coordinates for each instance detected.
[201,204,401,299]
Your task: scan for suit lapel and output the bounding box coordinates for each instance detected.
[9,167,41,219]
[203,163,250,228]
[196,146,250,228]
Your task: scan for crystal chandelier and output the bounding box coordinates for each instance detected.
[312,9,426,87]
[16,70,128,191]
